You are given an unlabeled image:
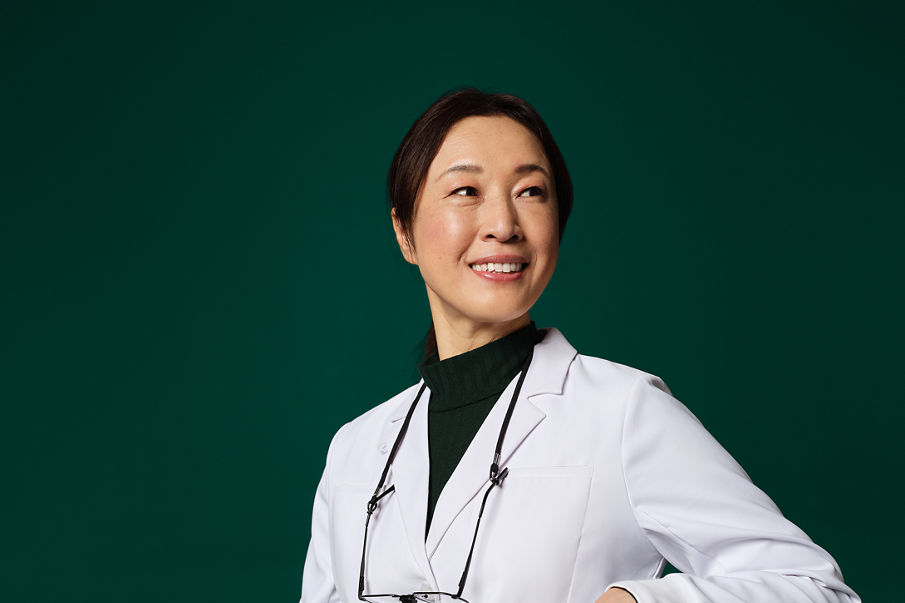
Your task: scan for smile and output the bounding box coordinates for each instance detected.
[469,262,527,273]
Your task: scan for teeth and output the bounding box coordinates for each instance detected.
[470,262,525,273]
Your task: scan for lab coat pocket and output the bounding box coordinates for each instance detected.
[468,465,592,602]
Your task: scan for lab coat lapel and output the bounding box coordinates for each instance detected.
[425,328,576,556]
[425,329,576,556]
[424,379,544,556]
[382,384,433,577]
[380,330,577,564]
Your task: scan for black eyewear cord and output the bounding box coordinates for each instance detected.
[358,350,534,603]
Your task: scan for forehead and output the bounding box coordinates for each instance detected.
[428,115,550,173]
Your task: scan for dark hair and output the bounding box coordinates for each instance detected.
[387,88,573,246]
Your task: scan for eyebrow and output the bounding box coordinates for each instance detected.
[436,163,482,181]
[515,163,550,178]
[436,163,550,181]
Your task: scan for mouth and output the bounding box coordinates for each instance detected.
[468,262,528,274]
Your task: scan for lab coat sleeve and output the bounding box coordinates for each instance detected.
[300,431,342,603]
[607,376,860,603]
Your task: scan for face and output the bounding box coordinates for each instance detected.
[393,115,559,332]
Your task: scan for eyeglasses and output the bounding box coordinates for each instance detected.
[358,351,534,603]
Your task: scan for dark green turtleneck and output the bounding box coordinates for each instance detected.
[417,322,541,534]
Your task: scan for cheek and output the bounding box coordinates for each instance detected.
[526,212,560,266]
[539,239,560,276]
[413,209,472,259]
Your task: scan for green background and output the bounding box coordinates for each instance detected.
[4,1,902,601]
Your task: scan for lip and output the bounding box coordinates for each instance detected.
[468,254,529,282]
[472,270,524,282]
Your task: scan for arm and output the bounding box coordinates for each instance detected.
[596,587,637,603]
[606,377,859,603]
[300,447,341,603]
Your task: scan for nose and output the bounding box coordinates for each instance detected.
[481,193,522,242]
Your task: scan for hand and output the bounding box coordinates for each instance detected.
[594,587,637,603]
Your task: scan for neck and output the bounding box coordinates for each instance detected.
[431,312,531,360]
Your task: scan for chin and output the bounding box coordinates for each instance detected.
[465,308,532,326]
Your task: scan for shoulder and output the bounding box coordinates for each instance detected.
[329,382,421,448]
[539,327,674,409]
[570,351,705,434]
[321,380,425,481]
[572,353,671,396]
[547,328,741,478]
[538,328,713,452]
[554,335,738,479]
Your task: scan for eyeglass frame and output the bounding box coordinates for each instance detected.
[357,351,534,603]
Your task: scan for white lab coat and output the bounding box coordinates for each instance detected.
[301,328,859,603]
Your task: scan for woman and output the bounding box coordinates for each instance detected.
[300,89,859,603]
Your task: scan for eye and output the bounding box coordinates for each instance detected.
[452,186,479,197]
[517,186,545,198]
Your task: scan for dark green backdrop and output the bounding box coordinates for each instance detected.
[4,1,901,601]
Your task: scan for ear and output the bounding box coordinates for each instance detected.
[391,208,418,265]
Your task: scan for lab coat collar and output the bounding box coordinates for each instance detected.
[385,328,575,424]
[518,327,577,400]
[382,328,578,567]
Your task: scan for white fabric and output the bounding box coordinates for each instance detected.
[300,328,859,603]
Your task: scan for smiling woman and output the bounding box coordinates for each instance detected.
[299,89,860,603]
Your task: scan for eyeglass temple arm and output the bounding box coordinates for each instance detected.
[462,351,530,596]
[372,383,426,499]
[360,384,426,598]
[362,352,532,600]
[358,485,396,599]
[359,506,373,597]
[456,467,509,597]
[490,351,532,480]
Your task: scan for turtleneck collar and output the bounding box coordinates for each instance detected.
[417,322,541,411]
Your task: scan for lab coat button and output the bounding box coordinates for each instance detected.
[378,443,389,454]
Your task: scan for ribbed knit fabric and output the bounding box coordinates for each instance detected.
[417,322,541,534]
